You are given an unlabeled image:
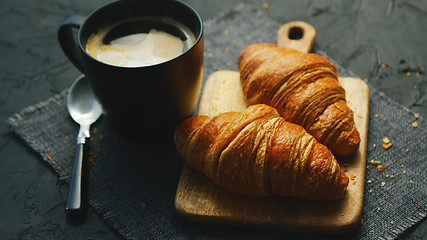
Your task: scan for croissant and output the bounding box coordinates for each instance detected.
[238,43,360,156]
[174,104,349,201]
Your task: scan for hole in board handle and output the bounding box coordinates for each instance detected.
[289,26,304,40]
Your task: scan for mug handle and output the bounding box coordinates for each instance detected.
[58,15,87,73]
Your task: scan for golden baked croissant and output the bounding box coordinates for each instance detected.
[174,104,349,201]
[238,43,360,156]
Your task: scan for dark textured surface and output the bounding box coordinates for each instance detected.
[1,0,426,239]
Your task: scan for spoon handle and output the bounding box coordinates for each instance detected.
[65,142,84,215]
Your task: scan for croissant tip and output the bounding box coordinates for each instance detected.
[333,131,361,156]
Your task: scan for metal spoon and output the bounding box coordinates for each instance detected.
[66,75,102,215]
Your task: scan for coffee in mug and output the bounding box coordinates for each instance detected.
[85,16,196,67]
[58,0,204,142]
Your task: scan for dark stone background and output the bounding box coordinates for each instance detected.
[1,0,425,239]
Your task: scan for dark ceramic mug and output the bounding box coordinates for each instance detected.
[58,0,204,142]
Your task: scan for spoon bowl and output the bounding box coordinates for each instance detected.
[68,76,102,126]
[66,75,102,215]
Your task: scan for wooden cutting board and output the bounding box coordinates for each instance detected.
[174,22,370,234]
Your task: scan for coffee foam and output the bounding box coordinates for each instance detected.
[86,29,184,67]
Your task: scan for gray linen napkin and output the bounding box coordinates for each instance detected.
[7,3,426,240]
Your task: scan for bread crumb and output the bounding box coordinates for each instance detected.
[47,156,52,161]
[403,170,406,174]
[382,136,392,150]
[367,180,372,183]
[390,220,394,224]
[410,180,414,184]
[406,71,411,76]
[370,160,380,165]
[361,218,364,225]
[412,121,418,128]
[381,63,387,68]
[262,3,269,9]
[375,114,379,118]
[386,174,389,178]
[390,175,394,178]
[414,113,419,119]
[381,182,386,187]
[368,189,373,193]
[377,165,386,172]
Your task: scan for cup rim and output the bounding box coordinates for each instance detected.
[78,0,204,69]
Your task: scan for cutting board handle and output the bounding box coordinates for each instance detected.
[277,21,316,53]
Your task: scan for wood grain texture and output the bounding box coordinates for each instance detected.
[175,70,369,234]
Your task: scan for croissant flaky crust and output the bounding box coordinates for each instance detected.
[174,104,349,201]
[238,43,360,156]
